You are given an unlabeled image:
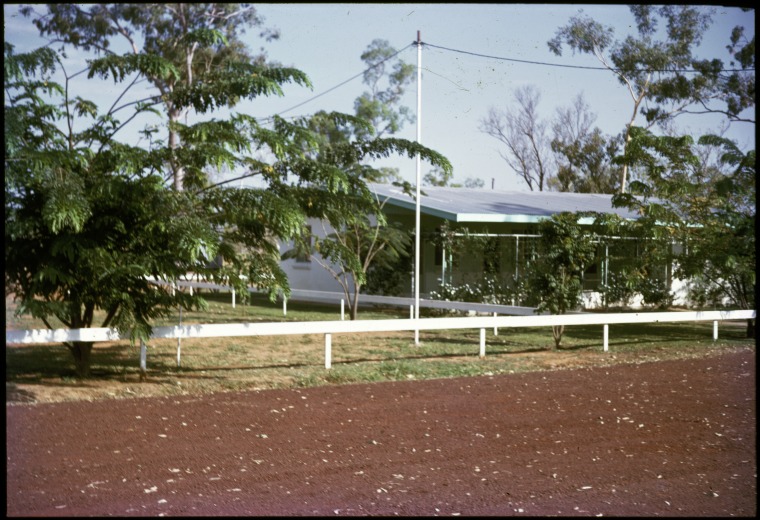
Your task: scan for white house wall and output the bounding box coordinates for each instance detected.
[279,217,347,294]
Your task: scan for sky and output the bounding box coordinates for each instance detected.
[4,3,756,192]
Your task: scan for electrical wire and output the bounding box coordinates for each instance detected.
[424,41,755,74]
[262,42,415,122]
[262,38,754,122]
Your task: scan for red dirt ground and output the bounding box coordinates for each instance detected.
[6,348,756,517]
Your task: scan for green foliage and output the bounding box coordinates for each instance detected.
[21,3,288,189]
[464,177,485,189]
[424,165,484,189]
[598,268,673,310]
[171,65,312,114]
[483,87,618,194]
[4,64,216,341]
[612,129,755,335]
[548,5,754,191]
[364,240,412,297]
[549,95,620,193]
[87,53,180,83]
[293,39,451,319]
[353,39,416,139]
[589,212,675,311]
[527,213,598,348]
[284,190,417,320]
[423,166,454,187]
[597,270,638,308]
[6,7,451,376]
[637,276,674,308]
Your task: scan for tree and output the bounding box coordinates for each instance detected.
[5,9,451,375]
[482,87,620,194]
[423,166,484,189]
[480,85,553,191]
[526,213,598,348]
[587,211,675,310]
[288,40,453,320]
[707,21,755,123]
[423,165,453,187]
[353,39,416,140]
[286,193,411,320]
[547,5,749,193]
[4,42,224,376]
[464,177,485,189]
[613,128,755,337]
[22,3,281,191]
[549,93,620,193]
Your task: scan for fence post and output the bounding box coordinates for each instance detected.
[341,299,345,321]
[177,306,182,367]
[140,339,147,379]
[479,328,486,358]
[411,305,419,345]
[325,333,332,369]
[713,320,718,341]
[493,312,498,336]
[603,324,609,352]
[283,298,287,316]
[231,288,236,308]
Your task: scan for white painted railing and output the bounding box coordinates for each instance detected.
[6,310,755,372]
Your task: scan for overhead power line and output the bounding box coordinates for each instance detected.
[263,38,754,122]
[423,41,755,74]
[264,43,415,121]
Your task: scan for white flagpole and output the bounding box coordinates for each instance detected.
[414,30,422,346]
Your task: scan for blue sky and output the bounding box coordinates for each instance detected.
[4,3,755,191]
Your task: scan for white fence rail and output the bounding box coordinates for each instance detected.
[6,310,755,372]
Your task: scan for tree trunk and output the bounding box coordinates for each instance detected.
[552,325,563,350]
[169,111,185,190]
[347,281,362,321]
[350,288,360,321]
[747,319,755,339]
[68,342,94,378]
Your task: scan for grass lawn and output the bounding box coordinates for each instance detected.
[5,291,754,404]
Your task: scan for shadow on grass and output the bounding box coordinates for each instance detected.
[6,342,565,390]
[2,330,646,375]
[418,332,643,353]
[7,318,748,399]
[563,321,726,341]
[5,383,37,403]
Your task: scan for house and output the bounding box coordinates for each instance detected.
[280,183,685,309]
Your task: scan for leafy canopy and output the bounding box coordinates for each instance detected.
[613,128,755,316]
[527,212,598,347]
[5,6,452,377]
